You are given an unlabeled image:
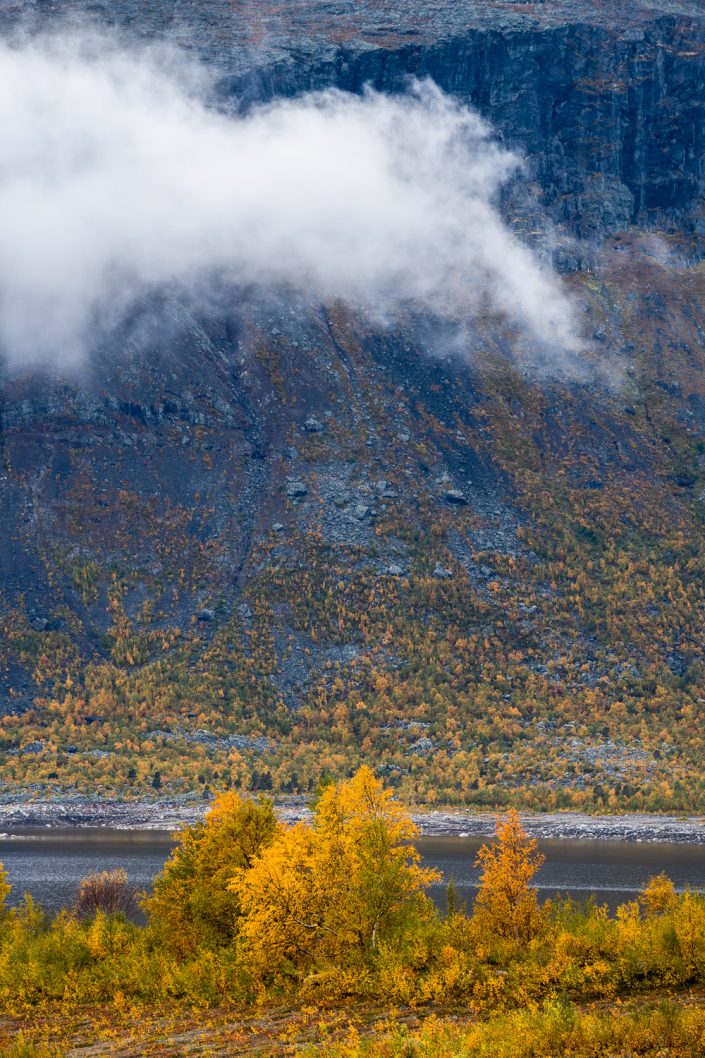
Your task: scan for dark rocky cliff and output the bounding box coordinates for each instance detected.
[3,1,705,808]
[235,14,705,242]
[7,0,705,239]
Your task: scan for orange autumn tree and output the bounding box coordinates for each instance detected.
[231,766,439,981]
[472,809,545,945]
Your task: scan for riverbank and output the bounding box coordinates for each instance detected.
[1,796,704,843]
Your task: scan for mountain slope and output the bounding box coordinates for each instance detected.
[2,1,705,810]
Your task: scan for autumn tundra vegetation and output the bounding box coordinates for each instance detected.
[1,769,705,1055]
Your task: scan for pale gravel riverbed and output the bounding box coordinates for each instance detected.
[0,797,703,843]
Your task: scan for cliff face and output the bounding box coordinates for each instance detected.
[3,1,705,809]
[8,1,705,239]
[233,17,705,241]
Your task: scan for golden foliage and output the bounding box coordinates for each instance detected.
[472,810,545,945]
[232,767,439,984]
[0,864,10,917]
[144,791,277,954]
[641,872,678,916]
[0,792,704,1049]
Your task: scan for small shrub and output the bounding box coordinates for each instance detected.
[73,869,136,918]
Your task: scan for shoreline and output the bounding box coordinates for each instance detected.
[0,798,704,843]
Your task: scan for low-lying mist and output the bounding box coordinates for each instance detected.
[0,29,581,370]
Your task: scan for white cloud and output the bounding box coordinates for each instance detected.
[0,30,581,368]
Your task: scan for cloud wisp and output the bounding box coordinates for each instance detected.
[0,30,581,369]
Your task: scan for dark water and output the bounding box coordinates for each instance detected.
[0,828,175,913]
[0,828,703,915]
[417,835,705,913]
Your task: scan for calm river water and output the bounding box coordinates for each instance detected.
[0,828,704,914]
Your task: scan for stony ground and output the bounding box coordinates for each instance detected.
[1,798,704,842]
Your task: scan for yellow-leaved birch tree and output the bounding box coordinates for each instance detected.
[231,766,439,981]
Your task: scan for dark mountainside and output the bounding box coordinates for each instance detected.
[3,0,705,810]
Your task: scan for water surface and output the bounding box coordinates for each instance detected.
[417,835,705,912]
[0,828,174,913]
[0,828,703,915]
